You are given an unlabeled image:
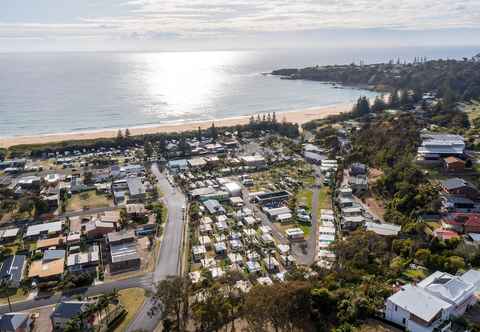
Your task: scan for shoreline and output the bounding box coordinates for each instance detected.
[0,103,351,148]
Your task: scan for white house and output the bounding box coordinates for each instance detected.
[385,269,480,332]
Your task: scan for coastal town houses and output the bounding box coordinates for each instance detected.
[417,133,465,163]
[385,269,480,332]
[0,312,32,332]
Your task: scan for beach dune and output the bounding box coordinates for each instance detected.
[0,103,350,148]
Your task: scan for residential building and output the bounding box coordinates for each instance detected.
[442,213,480,234]
[385,269,480,332]
[24,221,63,240]
[440,178,479,201]
[443,157,466,172]
[254,191,290,206]
[0,228,19,244]
[66,245,100,272]
[107,230,141,274]
[0,313,32,332]
[417,133,465,161]
[365,222,401,236]
[50,301,92,331]
[126,177,146,202]
[0,255,26,287]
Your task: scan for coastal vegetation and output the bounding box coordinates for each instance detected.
[272,57,480,101]
[4,114,299,158]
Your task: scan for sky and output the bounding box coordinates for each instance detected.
[2,0,480,52]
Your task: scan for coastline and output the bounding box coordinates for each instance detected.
[0,103,351,148]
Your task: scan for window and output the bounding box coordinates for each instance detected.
[395,305,398,311]
[402,318,406,324]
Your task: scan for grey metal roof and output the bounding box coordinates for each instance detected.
[440,178,469,190]
[127,177,145,196]
[0,313,30,331]
[51,301,88,319]
[43,249,66,262]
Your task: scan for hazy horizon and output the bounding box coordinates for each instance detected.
[3,0,480,52]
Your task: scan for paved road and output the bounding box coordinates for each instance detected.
[126,163,187,332]
[0,274,153,314]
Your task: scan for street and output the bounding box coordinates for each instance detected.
[126,163,187,331]
[0,274,153,314]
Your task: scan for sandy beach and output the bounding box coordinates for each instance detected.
[0,103,351,148]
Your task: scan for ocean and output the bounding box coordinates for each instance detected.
[0,46,478,138]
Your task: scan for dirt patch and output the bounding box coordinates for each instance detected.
[363,195,386,219]
[29,306,54,332]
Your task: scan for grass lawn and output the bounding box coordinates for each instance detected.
[66,190,112,212]
[296,189,313,211]
[317,187,332,214]
[299,224,312,237]
[113,288,146,332]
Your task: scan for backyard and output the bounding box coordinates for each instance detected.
[66,190,113,212]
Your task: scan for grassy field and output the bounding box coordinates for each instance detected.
[317,186,332,214]
[296,189,313,211]
[66,190,112,212]
[114,288,146,332]
[462,100,480,125]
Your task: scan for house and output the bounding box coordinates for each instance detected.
[0,228,19,244]
[443,156,466,172]
[51,301,92,331]
[0,255,26,287]
[107,230,141,273]
[441,195,475,212]
[440,178,479,201]
[192,245,207,262]
[385,284,452,332]
[16,176,41,190]
[254,191,290,206]
[385,269,480,332]
[442,213,480,234]
[28,257,65,282]
[0,313,32,332]
[126,203,147,218]
[433,228,459,241]
[188,158,207,169]
[348,175,369,193]
[126,177,146,202]
[365,222,401,236]
[36,236,64,251]
[341,215,365,230]
[66,245,100,273]
[223,182,242,197]
[214,242,227,256]
[285,228,304,241]
[83,219,116,239]
[24,221,63,240]
[203,200,226,215]
[350,163,368,176]
[417,133,465,161]
[240,155,266,168]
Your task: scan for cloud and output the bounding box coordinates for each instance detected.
[1,0,480,48]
